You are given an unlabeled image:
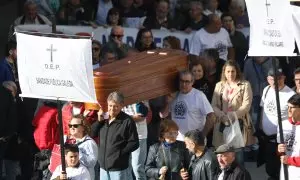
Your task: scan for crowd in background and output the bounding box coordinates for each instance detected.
[1,0,300,180]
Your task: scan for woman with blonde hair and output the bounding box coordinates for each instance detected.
[211,60,256,166]
[145,119,190,180]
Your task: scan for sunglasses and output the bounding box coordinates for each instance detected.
[92,48,100,51]
[68,124,82,128]
[111,34,124,38]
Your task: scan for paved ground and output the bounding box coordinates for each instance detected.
[246,162,268,180]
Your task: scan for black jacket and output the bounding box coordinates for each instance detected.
[213,161,251,180]
[91,111,139,171]
[188,149,218,180]
[0,86,17,138]
[145,141,190,180]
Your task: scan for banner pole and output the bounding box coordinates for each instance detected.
[272,58,289,180]
[57,98,67,173]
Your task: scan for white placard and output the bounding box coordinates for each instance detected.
[16,32,97,103]
[292,5,300,53]
[245,0,295,56]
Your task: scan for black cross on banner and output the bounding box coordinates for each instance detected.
[265,0,271,17]
[46,44,57,63]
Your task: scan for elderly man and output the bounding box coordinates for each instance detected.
[183,1,208,33]
[100,26,130,61]
[143,0,184,30]
[161,70,216,141]
[181,130,218,180]
[189,14,234,61]
[91,91,139,180]
[258,68,295,180]
[9,1,51,40]
[214,144,251,180]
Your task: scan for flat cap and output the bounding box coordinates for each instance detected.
[214,144,235,154]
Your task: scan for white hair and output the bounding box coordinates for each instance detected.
[231,0,246,11]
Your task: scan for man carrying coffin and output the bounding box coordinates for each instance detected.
[160,70,216,141]
[91,91,139,180]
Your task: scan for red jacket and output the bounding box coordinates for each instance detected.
[33,105,59,150]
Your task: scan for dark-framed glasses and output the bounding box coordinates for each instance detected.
[68,124,82,128]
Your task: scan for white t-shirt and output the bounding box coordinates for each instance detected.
[51,164,91,180]
[170,88,214,141]
[277,119,300,180]
[189,28,232,60]
[260,85,295,135]
[95,0,113,25]
[122,102,148,139]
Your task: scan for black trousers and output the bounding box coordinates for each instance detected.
[264,141,280,180]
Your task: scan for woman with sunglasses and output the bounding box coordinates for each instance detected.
[67,114,98,180]
[145,119,190,180]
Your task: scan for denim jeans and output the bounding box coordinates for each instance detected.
[131,139,147,180]
[100,167,132,180]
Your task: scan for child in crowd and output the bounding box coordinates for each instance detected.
[51,144,91,180]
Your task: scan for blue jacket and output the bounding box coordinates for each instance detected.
[0,58,14,84]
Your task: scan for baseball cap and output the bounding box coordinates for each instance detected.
[214,144,235,154]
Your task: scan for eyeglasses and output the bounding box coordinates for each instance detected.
[92,48,100,51]
[180,79,192,84]
[164,131,178,136]
[68,124,82,128]
[111,34,124,38]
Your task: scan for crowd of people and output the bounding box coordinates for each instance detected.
[1,0,300,180]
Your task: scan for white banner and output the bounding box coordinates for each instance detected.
[292,5,300,52]
[16,32,97,103]
[245,0,295,56]
[15,25,250,53]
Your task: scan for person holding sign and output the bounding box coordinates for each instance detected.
[50,144,91,180]
[277,94,300,180]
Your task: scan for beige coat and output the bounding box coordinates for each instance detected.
[211,80,256,147]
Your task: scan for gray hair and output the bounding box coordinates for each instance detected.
[190,1,203,10]
[24,0,37,9]
[107,91,125,104]
[2,81,17,93]
[179,70,195,82]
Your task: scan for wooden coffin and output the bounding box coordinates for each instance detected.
[85,49,188,111]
